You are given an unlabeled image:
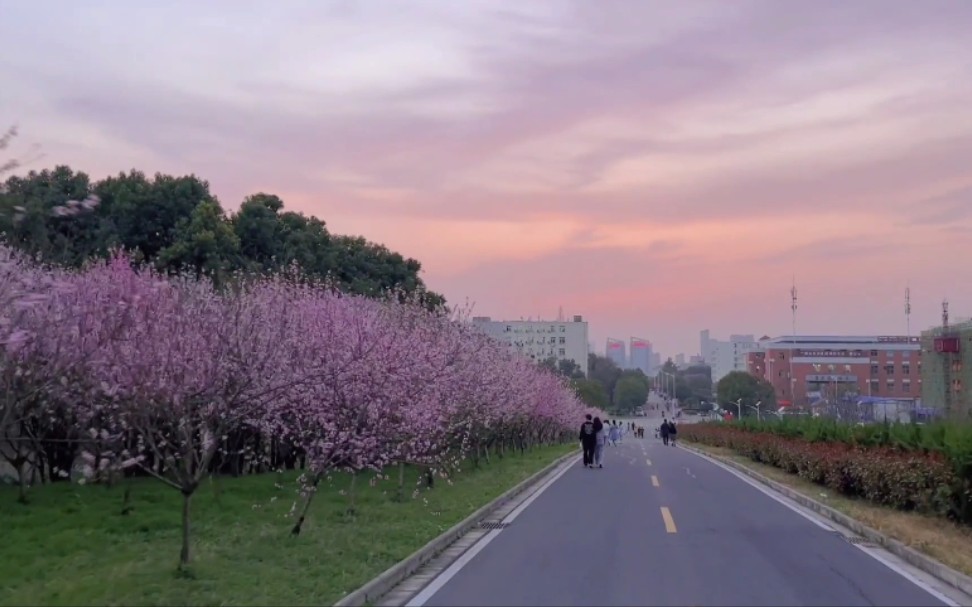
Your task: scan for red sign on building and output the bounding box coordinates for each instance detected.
[934,336,960,353]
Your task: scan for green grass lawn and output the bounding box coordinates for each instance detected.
[0,443,573,606]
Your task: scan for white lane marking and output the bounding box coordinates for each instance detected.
[685,448,963,607]
[405,456,577,606]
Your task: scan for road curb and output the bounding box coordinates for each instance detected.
[333,448,577,607]
[682,443,972,598]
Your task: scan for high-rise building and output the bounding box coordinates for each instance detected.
[746,335,920,408]
[921,318,972,417]
[650,351,662,371]
[471,315,590,376]
[606,338,626,368]
[630,338,653,374]
[700,330,758,384]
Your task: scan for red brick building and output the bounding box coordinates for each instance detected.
[746,335,921,408]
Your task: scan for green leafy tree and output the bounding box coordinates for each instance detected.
[716,370,776,416]
[558,358,585,380]
[614,372,649,414]
[573,378,609,410]
[588,353,622,402]
[157,199,241,282]
[0,166,93,263]
[1,165,446,307]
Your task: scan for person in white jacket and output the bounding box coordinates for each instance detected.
[593,417,607,468]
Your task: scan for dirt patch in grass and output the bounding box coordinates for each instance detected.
[0,444,573,606]
[688,442,972,578]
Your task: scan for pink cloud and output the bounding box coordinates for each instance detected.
[2,0,972,355]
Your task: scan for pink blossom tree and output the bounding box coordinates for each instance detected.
[87,263,310,566]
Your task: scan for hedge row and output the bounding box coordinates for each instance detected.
[680,422,972,524]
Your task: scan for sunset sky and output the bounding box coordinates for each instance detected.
[3,0,971,357]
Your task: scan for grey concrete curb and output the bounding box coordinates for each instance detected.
[333,448,577,607]
[682,442,972,598]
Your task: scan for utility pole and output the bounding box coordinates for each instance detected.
[905,287,911,339]
[943,299,952,417]
[791,278,798,408]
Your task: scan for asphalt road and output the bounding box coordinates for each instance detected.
[409,426,957,606]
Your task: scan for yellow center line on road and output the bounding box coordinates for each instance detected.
[660,507,677,533]
[651,475,660,487]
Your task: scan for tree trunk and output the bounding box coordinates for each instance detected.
[291,473,322,536]
[396,461,406,502]
[15,458,28,504]
[179,490,192,567]
[346,473,357,517]
[120,485,134,515]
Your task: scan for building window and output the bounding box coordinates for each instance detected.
[559,337,565,344]
[870,364,879,376]
[884,364,894,375]
[902,350,911,358]
[870,379,879,394]
[903,380,911,393]
[827,364,836,372]
[559,325,566,332]
[559,348,566,356]
[902,364,910,375]
[505,326,511,332]
[886,379,894,391]
[952,360,963,373]
[870,349,878,356]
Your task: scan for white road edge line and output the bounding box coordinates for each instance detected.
[685,449,833,531]
[405,456,578,607]
[852,544,960,607]
[685,448,962,607]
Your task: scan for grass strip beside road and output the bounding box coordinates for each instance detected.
[688,442,972,578]
[0,443,574,606]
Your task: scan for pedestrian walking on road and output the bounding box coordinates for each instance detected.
[593,416,606,468]
[609,421,621,446]
[579,414,596,467]
[667,420,678,447]
[660,418,670,446]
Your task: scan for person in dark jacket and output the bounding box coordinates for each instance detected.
[660,418,670,445]
[579,414,597,467]
[667,420,678,446]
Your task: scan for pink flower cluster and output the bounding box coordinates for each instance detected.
[0,244,592,494]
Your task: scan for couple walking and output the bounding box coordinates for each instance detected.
[579,414,621,468]
[659,418,678,446]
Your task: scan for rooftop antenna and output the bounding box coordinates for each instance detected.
[905,286,911,339]
[557,305,564,322]
[943,298,949,330]
[790,277,797,406]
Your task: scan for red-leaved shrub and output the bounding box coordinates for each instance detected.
[681,423,958,521]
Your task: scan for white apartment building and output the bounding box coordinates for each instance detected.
[700,330,758,384]
[471,315,590,376]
